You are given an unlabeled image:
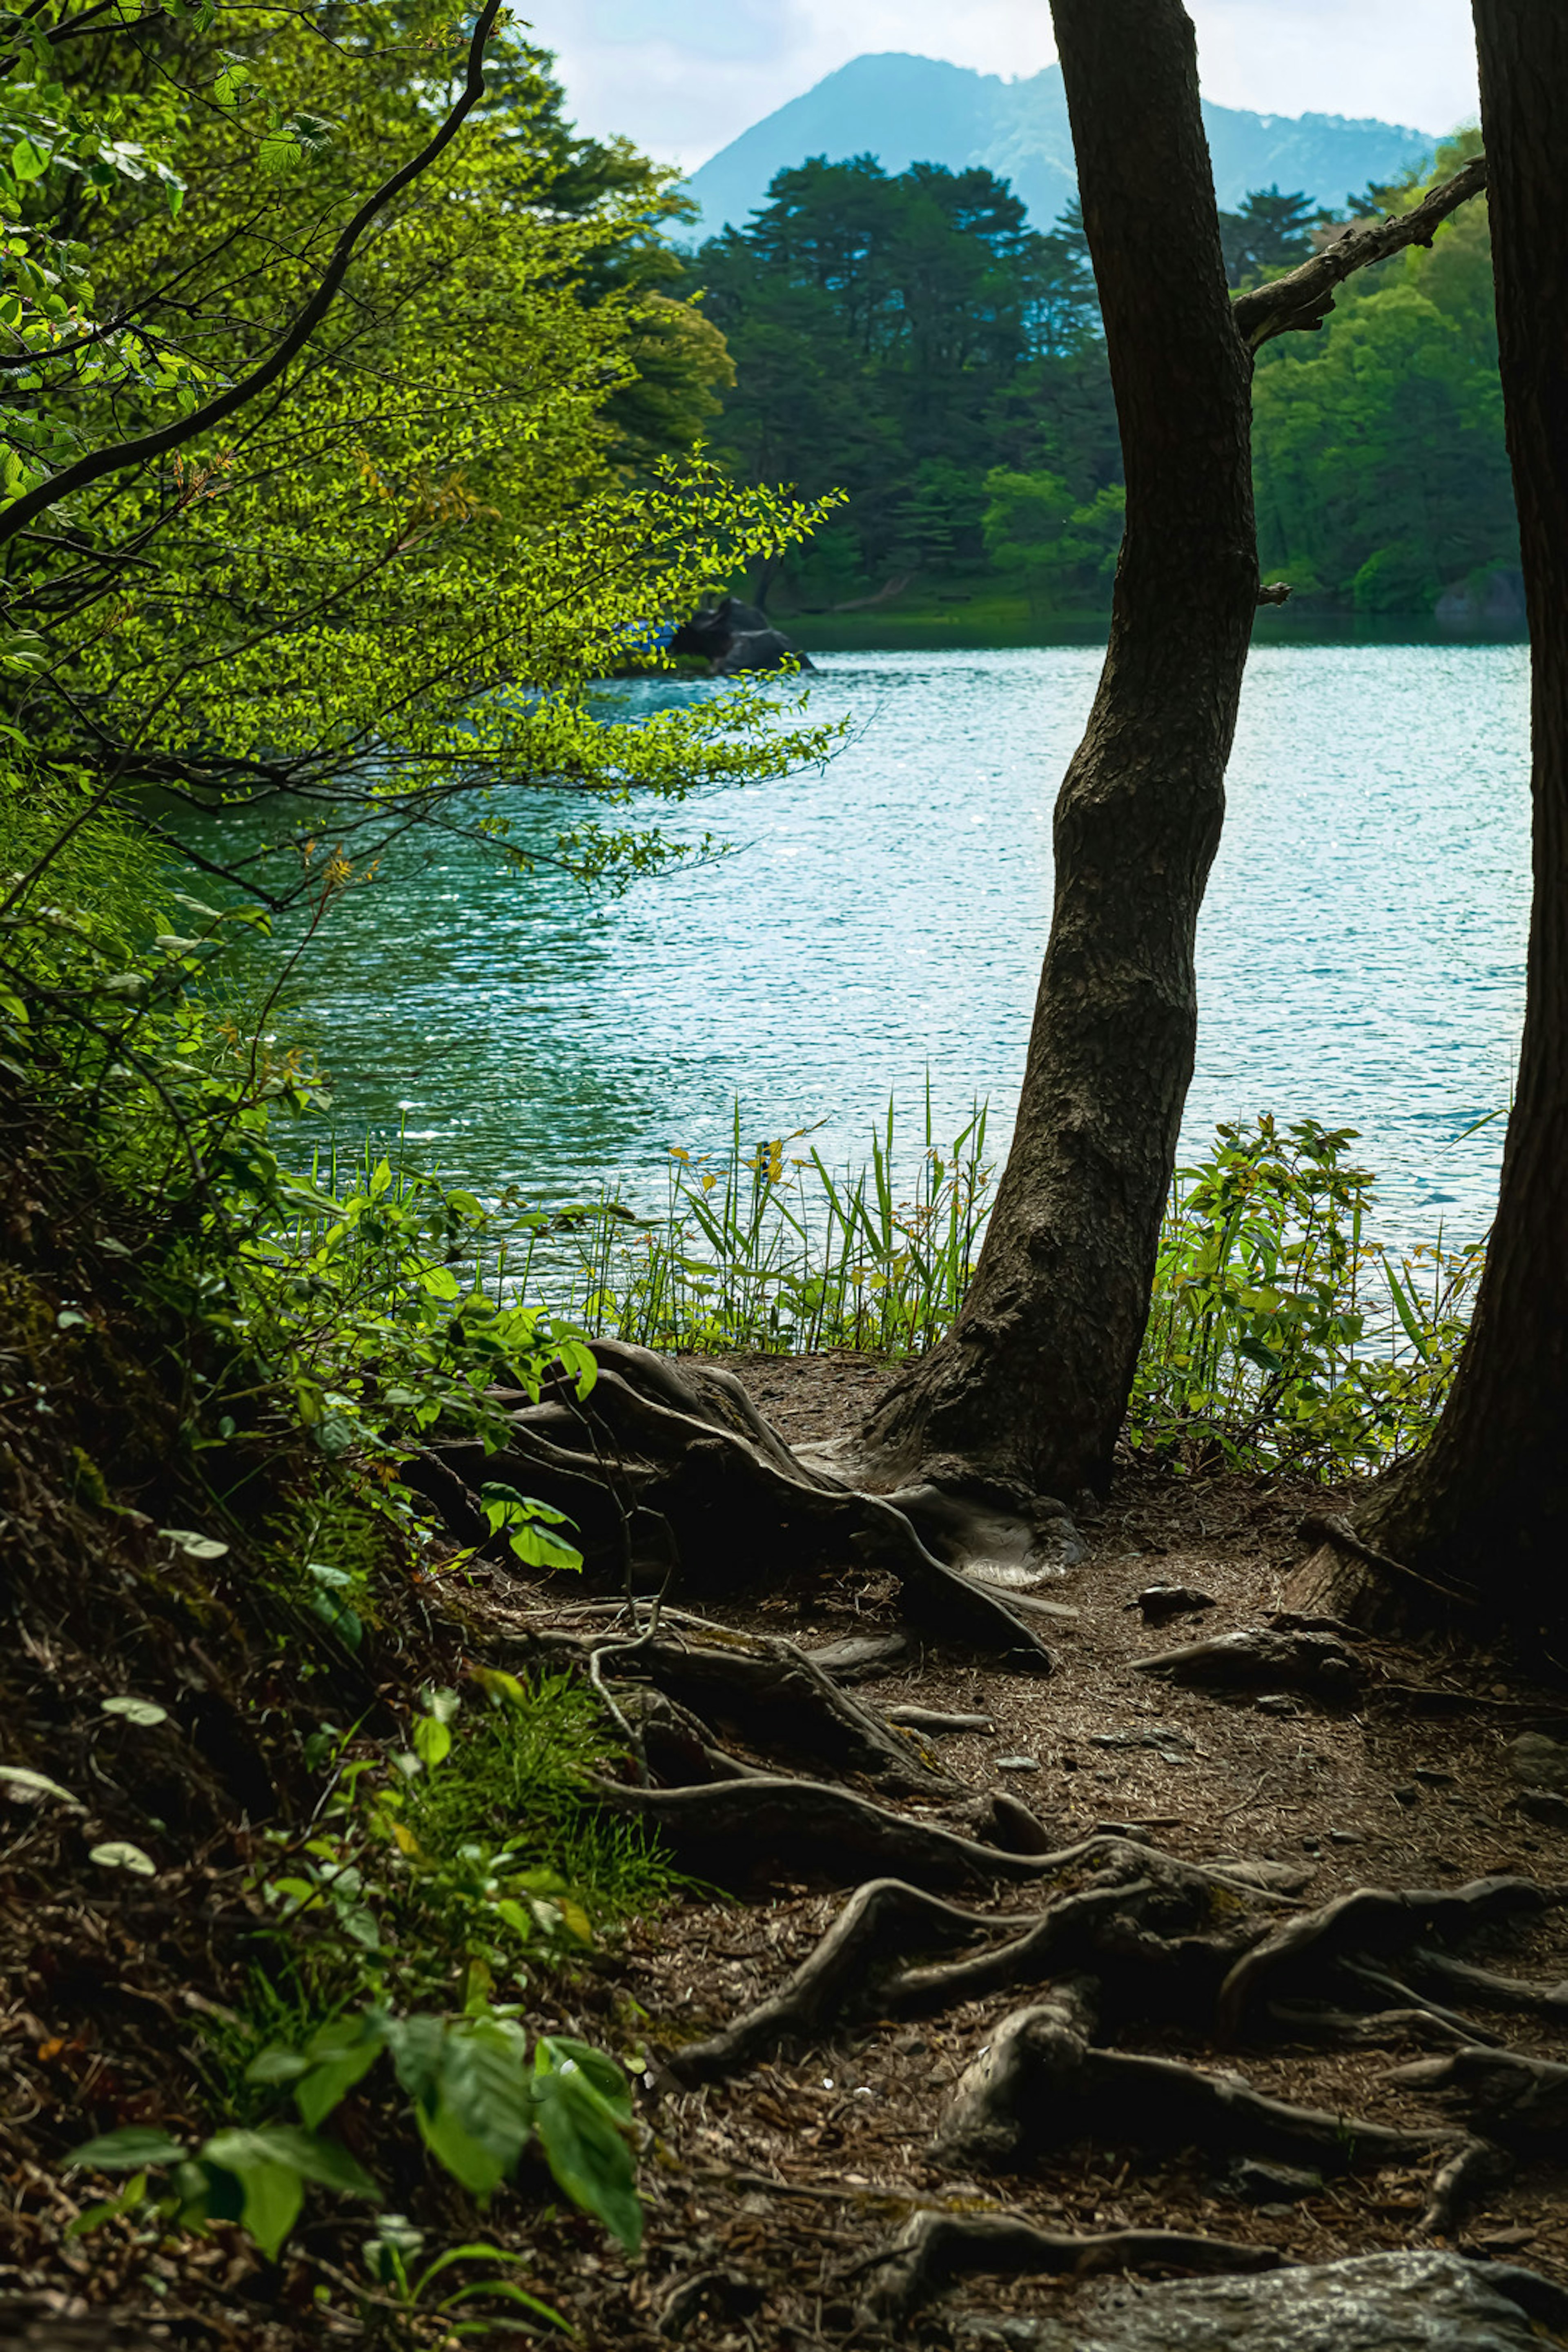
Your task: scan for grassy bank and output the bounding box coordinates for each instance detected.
[536,1103,1483,1481]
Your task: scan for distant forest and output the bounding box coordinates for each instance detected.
[690,135,1518,618]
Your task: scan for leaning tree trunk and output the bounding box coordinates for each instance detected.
[1294,0,1568,1637]
[837,0,1258,1502]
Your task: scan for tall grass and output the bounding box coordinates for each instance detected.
[515,1103,1483,1479]
[534,1092,993,1359]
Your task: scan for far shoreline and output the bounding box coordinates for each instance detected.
[782,606,1530,654]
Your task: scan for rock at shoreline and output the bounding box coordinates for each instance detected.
[670,596,815,675]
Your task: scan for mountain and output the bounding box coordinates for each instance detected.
[682,52,1438,242]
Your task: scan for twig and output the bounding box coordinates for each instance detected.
[1216,1770,1277,1824]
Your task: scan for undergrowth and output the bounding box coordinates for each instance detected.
[0,773,658,2310]
[544,1101,1484,1479]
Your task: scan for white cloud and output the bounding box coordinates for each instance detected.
[1189,2,1478,134]
[523,0,1479,172]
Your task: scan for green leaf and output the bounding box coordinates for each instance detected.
[406,2018,534,2203]
[503,1519,584,1573]
[159,1526,229,1560]
[10,138,49,183]
[0,1764,83,1810]
[243,2045,312,2088]
[294,2018,387,2127]
[65,2171,148,2238]
[469,1664,528,1709]
[384,2011,446,2109]
[89,1841,157,1875]
[209,2124,376,2199]
[100,1697,169,1727]
[204,2148,302,2261]
[479,1483,570,1524]
[413,1712,452,1769]
[440,2278,571,2328]
[537,2038,632,2123]
[531,2046,641,2252]
[67,2126,186,2172]
[198,2126,374,2258]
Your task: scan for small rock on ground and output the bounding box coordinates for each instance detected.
[1509,1733,1568,1792]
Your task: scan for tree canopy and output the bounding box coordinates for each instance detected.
[694,139,1519,619]
[1,0,837,910]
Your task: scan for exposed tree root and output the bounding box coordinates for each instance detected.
[1420,2135,1515,2236]
[402,1344,1568,2305]
[668,1878,1028,2085]
[659,1842,1293,2078]
[1389,2047,1568,2140]
[412,1342,1063,1665]
[520,1620,956,1794]
[590,1775,1065,1894]
[1133,1626,1362,1701]
[1406,1946,1568,2020]
[1266,2000,1497,2050]
[651,1826,1568,2252]
[933,1993,1451,2172]
[1338,1958,1508,2047]
[1216,1876,1552,2040]
[851,2208,1282,2330]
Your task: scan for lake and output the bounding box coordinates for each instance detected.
[272,639,1531,1249]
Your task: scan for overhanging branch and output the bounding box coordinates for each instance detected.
[0,0,501,552]
[1233,156,1488,352]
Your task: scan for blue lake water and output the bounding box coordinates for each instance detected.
[275,641,1532,1248]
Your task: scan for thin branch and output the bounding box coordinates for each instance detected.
[1233,156,1488,352]
[0,0,502,551]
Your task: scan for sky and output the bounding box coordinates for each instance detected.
[521,0,1481,175]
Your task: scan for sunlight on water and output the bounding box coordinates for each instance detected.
[276,643,1530,1247]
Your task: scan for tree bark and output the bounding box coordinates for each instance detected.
[842,0,1258,1499]
[1299,0,1568,1633]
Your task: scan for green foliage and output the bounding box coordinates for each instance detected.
[361,2214,571,2339]
[399,1671,676,1927]
[67,2000,641,2263]
[701,137,1515,617]
[62,1678,653,2291]
[552,1100,1481,1480]
[247,1670,671,2028]
[0,784,602,1526]
[3,2,840,902]
[981,468,1125,612]
[1133,1117,1482,1473]
[1252,134,1516,611]
[562,1095,994,1358]
[697,156,1116,604]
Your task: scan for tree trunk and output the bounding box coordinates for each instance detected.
[840,0,1258,1500]
[1296,0,1568,1635]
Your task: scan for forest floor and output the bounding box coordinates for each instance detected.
[488,1351,1568,2349]
[7,1348,1568,2350]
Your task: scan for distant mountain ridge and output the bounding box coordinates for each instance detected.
[682,52,1438,242]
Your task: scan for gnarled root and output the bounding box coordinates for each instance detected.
[933,1997,1449,2173]
[852,2209,1282,2331]
[660,1840,1292,2078]
[414,1341,1060,1665]
[1388,2047,1568,2141]
[668,1878,1023,2086]
[1419,2135,1513,2236]
[590,1774,1062,1894]
[521,1620,957,1795]
[1216,1876,1551,2040]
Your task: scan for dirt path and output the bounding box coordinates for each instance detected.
[501,1354,1568,2347]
